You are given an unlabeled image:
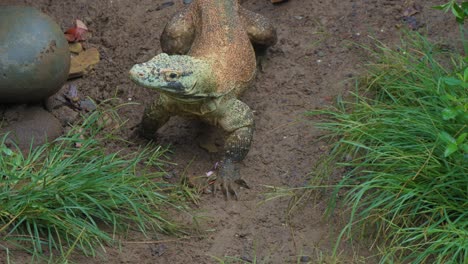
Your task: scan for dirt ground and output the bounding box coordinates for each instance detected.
[0,0,458,263]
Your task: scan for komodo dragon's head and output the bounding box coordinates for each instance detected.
[129,53,217,101]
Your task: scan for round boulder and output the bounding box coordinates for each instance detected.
[0,6,70,103]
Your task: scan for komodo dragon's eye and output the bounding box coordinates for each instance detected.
[161,69,182,82]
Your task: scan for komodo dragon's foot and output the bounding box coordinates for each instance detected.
[212,159,249,200]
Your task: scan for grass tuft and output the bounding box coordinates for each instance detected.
[0,103,186,261]
[309,33,467,263]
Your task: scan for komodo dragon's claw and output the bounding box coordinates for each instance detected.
[212,159,250,200]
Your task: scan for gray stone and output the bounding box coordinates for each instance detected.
[1,106,62,150]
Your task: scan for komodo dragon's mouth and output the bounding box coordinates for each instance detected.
[158,81,211,101]
[158,81,186,93]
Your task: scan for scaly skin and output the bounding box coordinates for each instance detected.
[129,0,276,199]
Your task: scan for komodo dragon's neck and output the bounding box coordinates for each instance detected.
[190,0,245,55]
[188,0,256,90]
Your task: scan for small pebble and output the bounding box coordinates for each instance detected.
[53,106,79,125]
[151,1,174,11]
[150,244,167,257]
[161,1,174,8]
[240,255,253,263]
[79,99,97,112]
[300,255,311,262]
[403,16,420,30]
[83,16,92,25]
[163,173,173,180]
[67,84,80,102]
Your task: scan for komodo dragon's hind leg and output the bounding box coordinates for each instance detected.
[160,4,196,55]
[239,7,277,47]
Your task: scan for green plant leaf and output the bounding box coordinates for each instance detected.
[461,143,468,153]
[452,3,465,21]
[442,77,463,86]
[456,132,467,144]
[1,147,13,156]
[463,67,468,81]
[442,107,459,120]
[432,3,452,12]
[439,131,456,144]
[444,143,459,157]
[462,2,468,14]
[462,111,468,122]
[441,93,459,102]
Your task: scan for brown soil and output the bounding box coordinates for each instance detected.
[0,0,457,263]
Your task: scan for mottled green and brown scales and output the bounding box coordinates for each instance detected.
[129,0,276,199]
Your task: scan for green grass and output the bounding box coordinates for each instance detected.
[0,104,187,262]
[309,33,467,263]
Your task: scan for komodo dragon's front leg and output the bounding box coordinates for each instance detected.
[140,97,172,139]
[211,99,254,200]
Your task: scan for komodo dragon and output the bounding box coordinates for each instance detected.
[129,0,277,199]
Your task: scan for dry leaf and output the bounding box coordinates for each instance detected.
[68,47,100,79]
[64,19,89,42]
